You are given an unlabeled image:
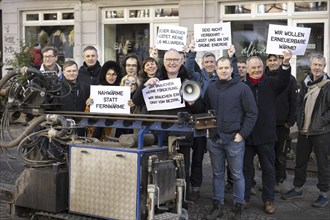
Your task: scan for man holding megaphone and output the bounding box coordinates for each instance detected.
[132,48,204,207]
[204,56,258,220]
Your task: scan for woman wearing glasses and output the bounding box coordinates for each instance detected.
[85,60,123,140]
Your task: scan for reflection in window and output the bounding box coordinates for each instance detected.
[62,12,74,20]
[44,13,57,20]
[104,24,150,66]
[225,5,251,14]
[295,1,327,12]
[129,9,150,18]
[230,20,287,59]
[258,3,287,13]
[154,8,179,17]
[26,14,39,21]
[25,26,75,68]
[105,10,124,19]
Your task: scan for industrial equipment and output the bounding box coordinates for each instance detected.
[0,68,216,219]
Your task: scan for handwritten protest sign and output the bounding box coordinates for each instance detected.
[89,85,131,114]
[142,78,185,111]
[194,22,231,51]
[156,25,187,51]
[266,24,311,55]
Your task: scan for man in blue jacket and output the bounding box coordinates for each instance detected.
[204,57,258,220]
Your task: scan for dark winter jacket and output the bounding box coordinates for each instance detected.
[78,61,102,85]
[266,66,298,126]
[243,65,291,145]
[204,76,258,144]
[56,78,90,112]
[296,73,330,135]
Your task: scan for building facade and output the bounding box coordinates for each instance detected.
[1,0,329,83]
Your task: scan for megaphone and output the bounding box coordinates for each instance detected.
[181,80,201,102]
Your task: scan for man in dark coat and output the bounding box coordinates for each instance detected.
[78,46,102,86]
[242,50,292,214]
[282,54,330,208]
[265,54,297,193]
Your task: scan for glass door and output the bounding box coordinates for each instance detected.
[292,19,328,87]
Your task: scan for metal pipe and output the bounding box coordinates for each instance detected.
[147,184,156,220]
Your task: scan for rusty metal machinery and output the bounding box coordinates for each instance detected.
[0,68,216,220]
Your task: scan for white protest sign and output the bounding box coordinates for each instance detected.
[89,85,131,114]
[266,24,311,55]
[194,22,231,51]
[156,25,187,51]
[142,78,185,111]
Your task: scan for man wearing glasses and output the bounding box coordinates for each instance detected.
[132,48,204,206]
[40,46,62,77]
[123,54,141,77]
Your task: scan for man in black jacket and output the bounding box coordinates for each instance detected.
[282,54,330,208]
[78,46,102,85]
[266,54,298,193]
[58,60,90,135]
[243,50,292,214]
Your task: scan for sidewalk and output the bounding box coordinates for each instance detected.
[1,139,329,220]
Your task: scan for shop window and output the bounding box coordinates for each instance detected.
[129,9,150,18]
[105,10,124,19]
[225,5,251,14]
[258,3,287,13]
[62,12,74,20]
[24,26,74,68]
[26,14,39,21]
[230,20,287,60]
[154,8,179,17]
[294,1,328,12]
[43,13,57,21]
[104,24,150,67]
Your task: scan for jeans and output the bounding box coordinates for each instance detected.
[244,142,275,203]
[208,139,245,204]
[275,126,290,183]
[294,133,330,192]
[191,136,207,189]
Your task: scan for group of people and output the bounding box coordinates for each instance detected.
[37,43,330,220]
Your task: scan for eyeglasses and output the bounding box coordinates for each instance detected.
[44,55,56,59]
[165,58,181,63]
[124,80,136,86]
[126,64,137,68]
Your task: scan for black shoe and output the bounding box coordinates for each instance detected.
[187,190,200,202]
[232,203,242,220]
[206,200,224,220]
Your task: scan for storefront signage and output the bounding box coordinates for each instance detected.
[194,22,231,51]
[156,25,187,51]
[142,78,185,111]
[89,85,131,114]
[266,24,311,55]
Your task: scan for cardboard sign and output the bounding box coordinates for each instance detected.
[142,78,185,111]
[156,25,187,51]
[266,24,311,55]
[194,22,231,51]
[89,85,131,114]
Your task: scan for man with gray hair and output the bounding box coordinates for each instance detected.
[282,54,330,208]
